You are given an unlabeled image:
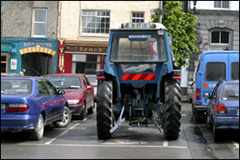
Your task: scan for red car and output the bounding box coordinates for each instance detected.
[46,74,95,120]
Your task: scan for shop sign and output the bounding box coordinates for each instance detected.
[65,46,107,53]
[1,44,11,52]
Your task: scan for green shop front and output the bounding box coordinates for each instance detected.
[1,38,58,76]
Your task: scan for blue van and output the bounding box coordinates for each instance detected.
[192,51,239,121]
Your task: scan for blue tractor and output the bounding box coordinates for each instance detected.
[96,23,182,140]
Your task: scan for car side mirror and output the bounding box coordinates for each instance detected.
[58,89,65,95]
[87,86,92,90]
[203,93,209,98]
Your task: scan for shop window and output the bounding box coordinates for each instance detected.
[214,1,229,8]
[82,10,110,34]
[1,53,8,73]
[73,55,101,74]
[132,12,144,24]
[32,9,47,37]
[211,30,230,44]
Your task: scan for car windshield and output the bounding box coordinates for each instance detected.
[47,76,82,89]
[110,33,168,62]
[221,83,239,101]
[1,79,32,95]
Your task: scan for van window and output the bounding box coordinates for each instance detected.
[231,62,239,80]
[205,62,226,81]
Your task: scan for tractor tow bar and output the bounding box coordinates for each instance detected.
[110,106,125,133]
[152,110,163,133]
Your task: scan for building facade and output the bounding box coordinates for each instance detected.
[1,1,58,76]
[57,1,159,74]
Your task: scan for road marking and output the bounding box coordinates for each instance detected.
[44,123,80,145]
[163,140,168,147]
[232,142,239,149]
[17,143,188,149]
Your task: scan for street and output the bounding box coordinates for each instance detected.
[1,97,239,159]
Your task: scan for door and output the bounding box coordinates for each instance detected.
[42,79,63,120]
[37,80,53,122]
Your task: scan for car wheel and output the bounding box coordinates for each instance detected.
[31,114,44,140]
[87,100,94,114]
[53,107,72,128]
[79,103,86,120]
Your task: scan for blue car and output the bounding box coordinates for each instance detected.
[1,76,71,140]
[206,80,239,142]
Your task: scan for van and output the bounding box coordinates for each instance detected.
[192,51,239,121]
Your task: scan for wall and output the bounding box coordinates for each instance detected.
[1,1,58,39]
[60,1,159,41]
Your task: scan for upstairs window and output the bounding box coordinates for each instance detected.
[214,1,229,8]
[211,30,230,44]
[82,10,110,34]
[32,9,47,37]
[132,12,144,24]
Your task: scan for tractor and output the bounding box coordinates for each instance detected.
[96,23,181,140]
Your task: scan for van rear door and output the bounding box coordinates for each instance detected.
[228,51,239,80]
[201,52,228,105]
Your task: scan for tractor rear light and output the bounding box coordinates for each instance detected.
[214,104,227,114]
[6,103,29,112]
[196,89,201,100]
[173,72,181,76]
[96,71,104,76]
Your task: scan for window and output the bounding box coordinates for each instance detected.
[43,80,57,95]
[205,62,226,81]
[211,31,229,44]
[214,1,229,8]
[38,80,49,96]
[231,62,239,80]
[82,10,110,34]
[132,12,144,24]
[32,9,47,37]
[1,53,8,73]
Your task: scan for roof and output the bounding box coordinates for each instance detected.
[1,76,43,80]
[45,73,84,77]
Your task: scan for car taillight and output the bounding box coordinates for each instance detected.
[214,104,227,114]
[6,104,29,112]
[196,89,201,100]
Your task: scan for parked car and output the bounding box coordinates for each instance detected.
[192,51,239,122]
[1,76,71,140]
[85,74,97,101]
[46,74,95,120]
[206,80,239,142]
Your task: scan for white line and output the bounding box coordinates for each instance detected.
[232,142,239,149]
[17,143,188,149]
[44,123,80,145]
[163,140,168,147]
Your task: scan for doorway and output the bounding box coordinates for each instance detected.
[22,53,53,76]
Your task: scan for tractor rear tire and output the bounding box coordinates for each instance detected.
[97,80,113,140]
[163,78,181,140]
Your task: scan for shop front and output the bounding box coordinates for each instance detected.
[57,40,107,74]
[1,38,58,76]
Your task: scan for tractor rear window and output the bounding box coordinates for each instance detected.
[231,62,239,80]
[205,62,226,81]
[110,33,167,62]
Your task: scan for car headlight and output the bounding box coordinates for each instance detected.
[67,100,79,104]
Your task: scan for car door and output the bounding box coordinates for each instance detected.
[42,79,64,120]
[37,80,54,122]
[82,75,93,109]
